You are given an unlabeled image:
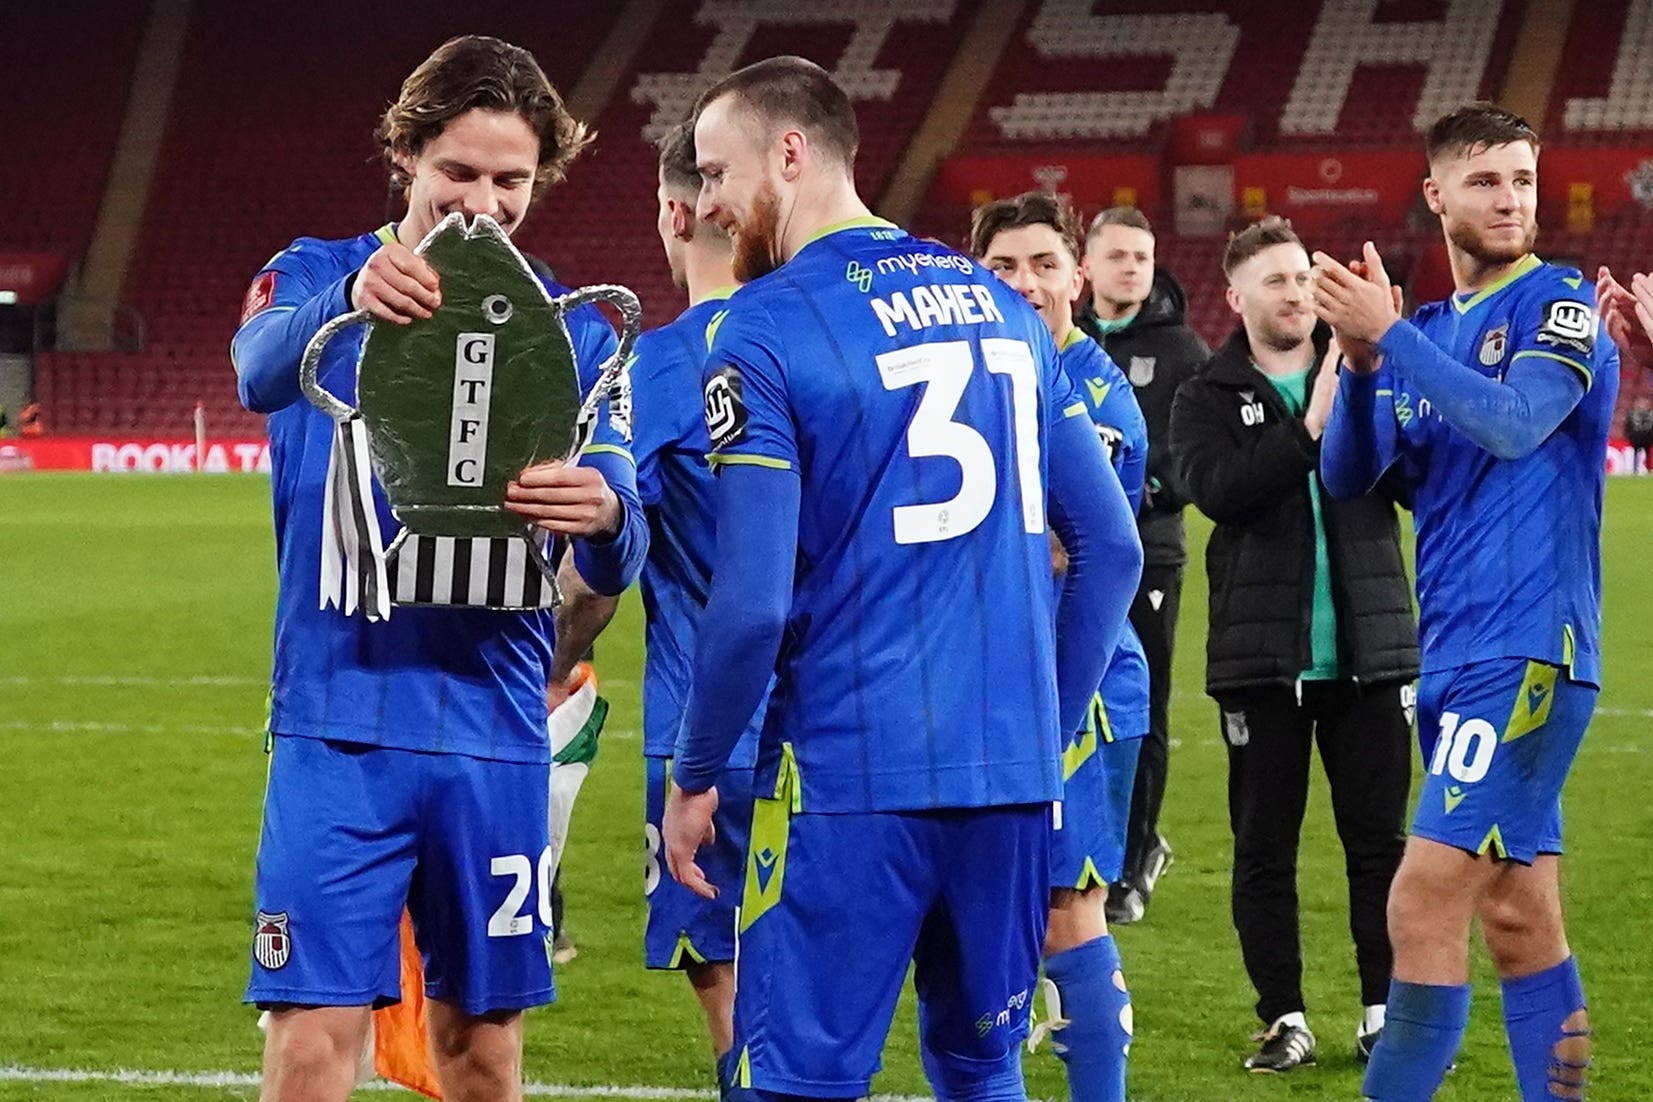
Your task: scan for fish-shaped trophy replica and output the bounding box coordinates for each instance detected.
[300,213,640,619]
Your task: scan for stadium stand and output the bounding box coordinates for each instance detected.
[1553,0,1653,138]
[11,0,1653,438]
[0,7,148,257]
[963,0,1521,154]
[521,0,981,333]
[32,2,619,436]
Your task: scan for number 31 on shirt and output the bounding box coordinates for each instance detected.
[877,338,1043,545]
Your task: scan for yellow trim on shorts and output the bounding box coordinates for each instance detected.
[665,931,709,969]
[739,743,799,933]
[1504,660,1558,742]
[1071,857,1107,892]
[1477,824,1509,860]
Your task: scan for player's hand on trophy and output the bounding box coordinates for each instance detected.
[351,241,442,325]
[1312,241,1401,349]
[1598,266,1653,369]
[505,460,622,538]
[663,781,720,900]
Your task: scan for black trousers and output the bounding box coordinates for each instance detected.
[1120,561,1182,886]
[1218,679,1411,1024]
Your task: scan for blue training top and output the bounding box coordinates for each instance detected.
[675,218,1138,811]
[1061,331,1150,741]
[1324,256,1617,685]
[232,225,648,763]
[630,290,762,767]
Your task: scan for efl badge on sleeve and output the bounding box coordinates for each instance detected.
[301,213,640,620]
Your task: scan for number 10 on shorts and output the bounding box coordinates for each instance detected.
[1428,711,1497,785]
[489,846,555,937]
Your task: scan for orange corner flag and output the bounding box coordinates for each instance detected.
[373,912,442,1098]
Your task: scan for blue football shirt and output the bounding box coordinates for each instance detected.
[231,226,645,763]
[631,291,761,767]
[701,218,1088,812]
[1060,331,1150,740]
[1387,256,1618,684]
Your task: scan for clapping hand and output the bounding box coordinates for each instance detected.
[1597,266,1653,369]
[1312,242,1403,365]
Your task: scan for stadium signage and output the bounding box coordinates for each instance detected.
[929,154,1162,215]
[0,252,69,305]
[1234,151,1414,227]
[0,437,271,473]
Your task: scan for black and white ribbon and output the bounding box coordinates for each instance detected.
[387,531,557,611]
[319,418,559,618]
[319,414,391,621]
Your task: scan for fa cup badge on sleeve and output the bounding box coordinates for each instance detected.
[300,213,641,620]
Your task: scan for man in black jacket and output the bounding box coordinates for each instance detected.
[1078,207,1209,925]
[1169,218,1418,1073]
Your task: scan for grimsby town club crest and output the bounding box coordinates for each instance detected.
[1479,323,1508,367]
[254,910,291,970]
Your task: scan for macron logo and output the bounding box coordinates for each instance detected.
[753,847,780,894]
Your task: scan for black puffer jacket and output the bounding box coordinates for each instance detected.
[1169,322,1419,696]
[1079,269,1209,568]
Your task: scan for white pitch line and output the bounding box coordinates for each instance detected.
[0,720,639,743]
[0,1066,706,1097]
[0,675,266,688]
[1593,705,1653,720]
[0,719,255,736]
[0,1066,936,1100]
[0,720,259,737]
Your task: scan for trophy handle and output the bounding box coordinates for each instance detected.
[300,309,371,422]
[558,284,643,456]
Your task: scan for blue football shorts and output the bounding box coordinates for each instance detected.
[643,756,754,968]
[245,734,554,1014]
[1411,657,1596,865]
[729,759,1050,1099]
[1051,695,1145,890]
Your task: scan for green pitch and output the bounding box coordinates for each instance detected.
[1,473,1649,1101]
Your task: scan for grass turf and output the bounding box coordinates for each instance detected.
[0,472,1649,1100]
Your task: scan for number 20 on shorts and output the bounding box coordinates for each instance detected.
[488,846,556,937]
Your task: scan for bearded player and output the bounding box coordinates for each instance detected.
[661,56,1141,1102]
[1315,104,1618,1102]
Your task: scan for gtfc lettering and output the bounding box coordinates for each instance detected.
[449,332,495,487]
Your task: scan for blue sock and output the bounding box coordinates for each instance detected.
[1044,934,1132,1102]
[1502,956,1589,1102]
[1362,980,1471,1101]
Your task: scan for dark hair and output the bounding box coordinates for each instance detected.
[1085,205,1153,243]
[377,35,593,197]
[692,55,858,169]
[1425,102,1540,166]
[1222,215,1304,277]
[655,119,701,195]
[969,191,1081,261]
